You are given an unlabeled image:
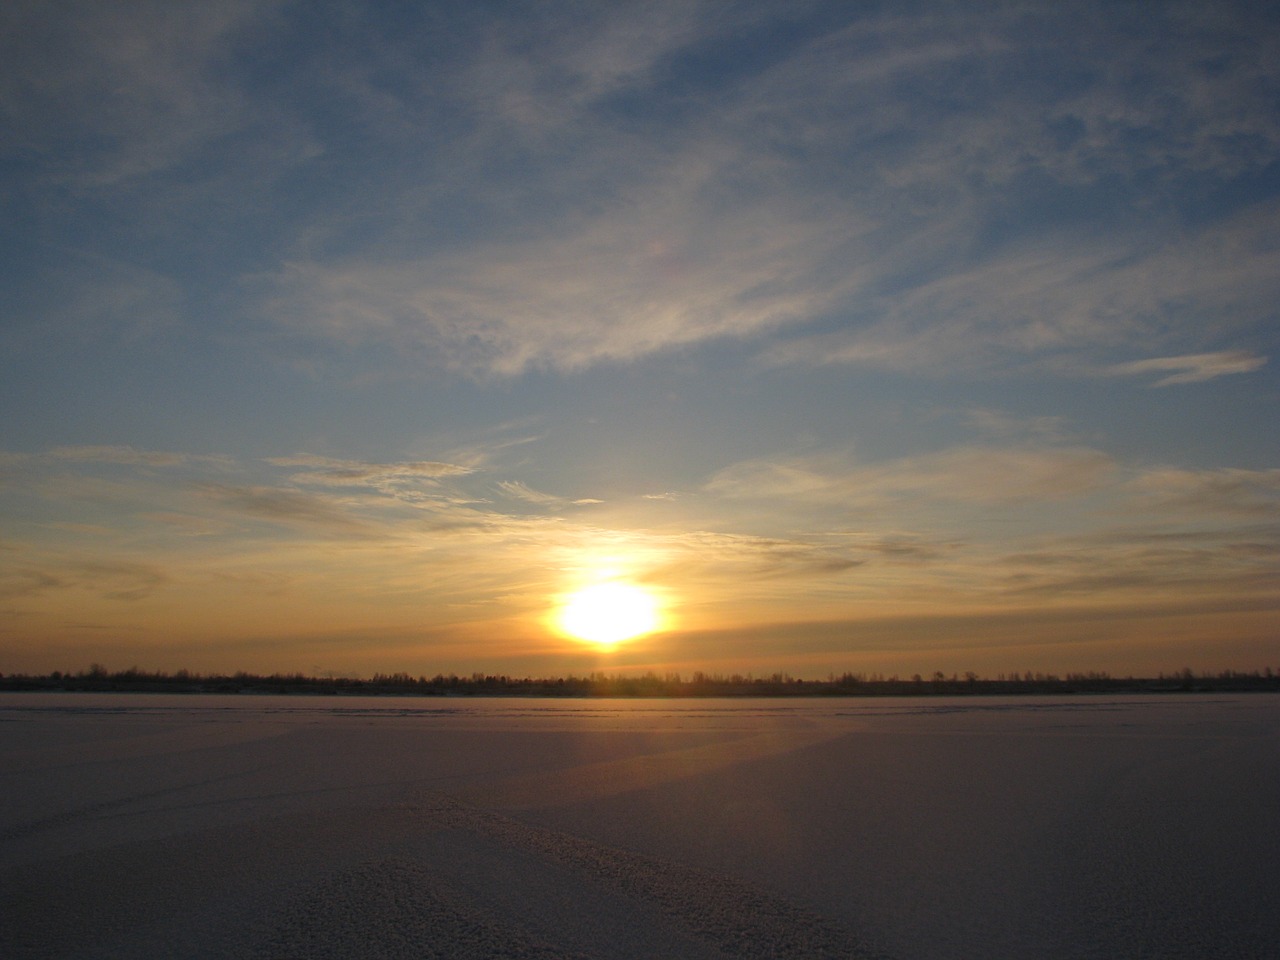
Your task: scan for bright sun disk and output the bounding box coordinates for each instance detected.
[559,581,660,646]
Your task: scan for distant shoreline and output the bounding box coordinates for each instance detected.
[3,666,1277,698]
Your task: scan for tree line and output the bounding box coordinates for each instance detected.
[1,664,1277,697]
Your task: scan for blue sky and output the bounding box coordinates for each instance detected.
[2,0,1277,677]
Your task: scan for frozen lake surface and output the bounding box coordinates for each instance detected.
[2,693,1277,959]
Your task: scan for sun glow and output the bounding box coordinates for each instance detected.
[558,581,661,647]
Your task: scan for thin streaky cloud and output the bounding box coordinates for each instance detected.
[195,483,374,534]
[705,445,1117,508]
[4,252,186,347]
[960,409,1069,441]
[264,175,863,377]
[496,481,565,507]
[48,446,229,468]
[1126,468,1280,518]
[764,208,1280,376]
[0,552,170,602]
[266,455,474,484]
[1104,351,1267,387]
[998,535,1278,600]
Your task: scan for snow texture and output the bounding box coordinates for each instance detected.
[1,694,1277,959]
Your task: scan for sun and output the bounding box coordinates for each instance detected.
[558,581,661,647]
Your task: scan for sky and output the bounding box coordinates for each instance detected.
[2,0,1278,680]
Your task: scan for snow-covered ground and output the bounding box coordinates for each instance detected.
[1,694,1276,959]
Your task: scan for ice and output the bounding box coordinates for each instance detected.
[2,693,1277,958]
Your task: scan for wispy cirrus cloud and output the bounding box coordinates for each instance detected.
[705,445,1116,508]
[656,529,869,582]
[763,205,1280,377]
[48,445,233,469]
[998,522,1280,601]
[1,0,291,187]
[3,253,188,348]
[266,455,473,487]
[0,550,169,602]
[1103,351,1267,387]
[495,481,561,506]
[194,483,374,535]
[456,0,708,134]
[960,409,1069,441]
[1126,467,1280,517]
[263,174,859,377]
[16,2,1272,381]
